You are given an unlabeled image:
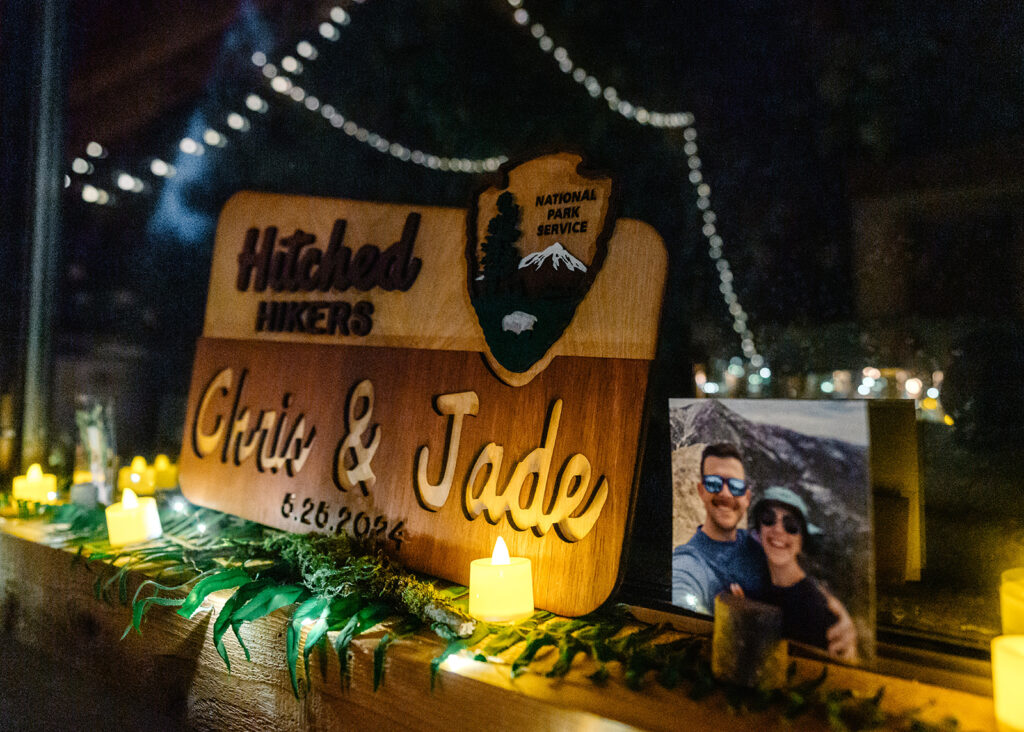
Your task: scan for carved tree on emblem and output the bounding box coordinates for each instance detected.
[479,191,522,294]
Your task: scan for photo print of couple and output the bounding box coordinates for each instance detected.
[669,398,875,662]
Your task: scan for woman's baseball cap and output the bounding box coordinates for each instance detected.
[752,485,822,536]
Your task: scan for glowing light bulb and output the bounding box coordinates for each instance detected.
[203,129,225,147]
[179,138,202,155]
[245,94,267,113]
[122,488,138,509]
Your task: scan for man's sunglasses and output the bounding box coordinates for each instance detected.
[702,474,748,497]
[758,508,802,535]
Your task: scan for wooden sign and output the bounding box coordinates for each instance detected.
[181,153,668,615]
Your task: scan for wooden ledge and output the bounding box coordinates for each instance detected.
[0,525,998,730]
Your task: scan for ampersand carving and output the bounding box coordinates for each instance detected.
[333,379,380,495]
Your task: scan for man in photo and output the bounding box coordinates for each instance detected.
[672,442,858,661]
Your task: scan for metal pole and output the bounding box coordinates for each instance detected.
[20,0,67,468]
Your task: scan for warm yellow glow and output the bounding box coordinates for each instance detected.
[943,414,955,426]
[1003,569,1024,635]
[491,536,511,565]
[921,397,939,411]
[72,469,93,485]
[118,456,156,495]
[993,635,1024,731]
[13,463,60,505]
[469,538,534,623]
[152,454,179,489]
[106,488,162,547]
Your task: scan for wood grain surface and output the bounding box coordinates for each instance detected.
[0,529,999,732]
[180,337,650,616]
[203,191,666,362]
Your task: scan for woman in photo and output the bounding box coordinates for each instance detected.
[749,486,842,652]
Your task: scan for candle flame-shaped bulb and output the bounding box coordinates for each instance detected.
[27,463,43,480]
[130,456,147,472]
[154,454,170,470]
[491,536,511,565]
[122,488,139,509]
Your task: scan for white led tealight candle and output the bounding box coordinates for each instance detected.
[105,488,162,546]
[469,536,534,623]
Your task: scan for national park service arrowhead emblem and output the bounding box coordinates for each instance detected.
[466,153,618,385]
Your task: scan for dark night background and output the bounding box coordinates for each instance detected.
[3,0,1024,655]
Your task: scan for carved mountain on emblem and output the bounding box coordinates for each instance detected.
[519,242,587,273]
[517,242,588,298]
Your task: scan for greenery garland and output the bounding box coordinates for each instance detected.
[30,495,963,731]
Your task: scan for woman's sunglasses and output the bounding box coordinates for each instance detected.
[702,474,748,497]
[758,508,802,535]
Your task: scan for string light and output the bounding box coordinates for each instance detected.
[71,157,93,175]
[249,5,507,174]
[150,159,175,177]
[503,0,762,369]
[116,172,144,193]
[178,137,203,155]
[63,1,751,367]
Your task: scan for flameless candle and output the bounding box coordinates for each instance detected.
[117,456,156,495]
[1002,569,1024,635]
[152,454,178,489]
[992,635,1024,732]
[105,488,162,546]
[468,537,534,623]
[12,463,60,504]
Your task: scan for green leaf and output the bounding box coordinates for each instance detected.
[373,633,397,691]
[429,622,491,690]
[287,596,331,697]
[177,568,252,619]
[511,632,558,678]
[231,583,309,624]
[438,585,468,599]
[324,595,363,628]
[546,635,587,678]
[122,596,185,639]
[333,601,392,688]
[124,571,219,636]
[212,579,274,671]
